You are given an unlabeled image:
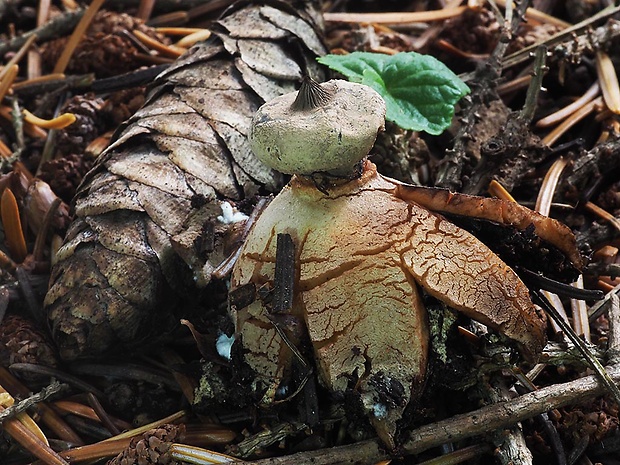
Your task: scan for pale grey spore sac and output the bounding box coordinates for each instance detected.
[44,0,326,360]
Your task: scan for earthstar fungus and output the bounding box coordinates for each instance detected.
[231,78,581,447]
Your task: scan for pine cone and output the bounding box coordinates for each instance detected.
[440,7,500,54]
[0,314,58,373]
[39,153,95,203]
[508,23,562,55]
[370,122,431,185]
[41,11,169,77]
[107,424,186,465]
[105,381,179,426]
[102,88,147,127]
[55,94,104,155]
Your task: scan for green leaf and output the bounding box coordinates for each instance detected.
[317,52,470,135]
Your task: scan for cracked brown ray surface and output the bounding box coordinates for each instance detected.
[397,207,546,360]
[395,183,584,270]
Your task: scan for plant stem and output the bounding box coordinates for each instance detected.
[435,0,530,190]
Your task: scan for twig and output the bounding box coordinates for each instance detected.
[68,362,181,391]
[493,0,570,28]
[519,45,547,124]
[606,293,620,365]
[0,381,66,423]
[559,136,620,200]
[518,268,603,301]
[13,73,95,97]
[461,45,549,194]
[232,364,620,465]
[272,234,295,314]
[0,10,84,56]
[503,4,620,69]
[589,284,620,321]
[9,363,105,398]
[478,377,534,465]
[229,423,309,459]
[231,437,388,465]
[587,264,620,283]
[534,290,620,405]
[87,392,122,436]
[0,34,37,82]
[403,365,620,455]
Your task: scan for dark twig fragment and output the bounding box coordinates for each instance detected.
[518,267,604,301]
[69,362,181,391]
[272,233,295,314]
[9,363,104,397]
[90,64,170,93]
[86,392,121,436]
